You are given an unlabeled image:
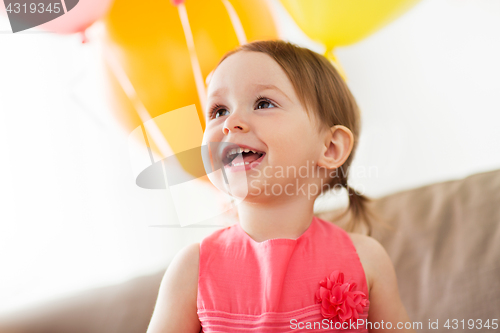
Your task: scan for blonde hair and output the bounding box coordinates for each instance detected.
[213,39,380,236]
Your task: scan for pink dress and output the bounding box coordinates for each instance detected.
[197,215,370,332]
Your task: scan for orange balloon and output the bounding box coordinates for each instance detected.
[101,0,279,182]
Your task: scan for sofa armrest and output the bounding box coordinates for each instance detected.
[0,269,166,333]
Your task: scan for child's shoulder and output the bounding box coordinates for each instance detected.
[148,242,201,331]
[345,232,414,328]
[199,224,237,245]
[346,232,394,297]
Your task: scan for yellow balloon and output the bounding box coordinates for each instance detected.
[279,0,421,64]
[325,51,348,81]
[279,0,420,48]
[101,0,279,180]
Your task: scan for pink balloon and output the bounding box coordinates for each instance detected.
[37,0,114,34]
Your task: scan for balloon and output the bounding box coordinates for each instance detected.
[279,0,420,48]
[279,0,421,80]
[38,0,114,35]
[101,0,279,179]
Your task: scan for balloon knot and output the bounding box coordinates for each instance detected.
[80,30,88,44]
[170,0,185,6]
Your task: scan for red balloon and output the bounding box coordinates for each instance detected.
[170,0,185,5]
[37,0,114,34]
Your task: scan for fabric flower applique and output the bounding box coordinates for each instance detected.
[314,270,369,328]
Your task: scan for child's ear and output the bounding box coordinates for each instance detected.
[317,125,354,170]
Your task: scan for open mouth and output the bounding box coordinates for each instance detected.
[222,147,266,167]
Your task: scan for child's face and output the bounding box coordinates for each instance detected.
[202,51,326,201]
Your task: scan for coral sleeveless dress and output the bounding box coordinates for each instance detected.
[197,215,370,332]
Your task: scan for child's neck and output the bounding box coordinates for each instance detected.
[236,195,316,243]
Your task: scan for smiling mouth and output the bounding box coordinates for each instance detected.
[223,149,266,167]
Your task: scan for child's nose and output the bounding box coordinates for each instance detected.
[223,123,246,135]
[223,112,249,135]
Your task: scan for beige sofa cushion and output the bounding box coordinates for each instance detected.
[319,168,500,326]
[0,272,165,333]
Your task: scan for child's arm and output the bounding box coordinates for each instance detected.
[146,242,201,333]
[356,235,417,333]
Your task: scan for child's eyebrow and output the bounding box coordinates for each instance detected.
[208,84,291,102]
[207,87,228,99]
[254,84,291,102]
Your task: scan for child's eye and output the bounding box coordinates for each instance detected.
[208,96,277,120]
[208,104,229,120]
[256,97,277,110]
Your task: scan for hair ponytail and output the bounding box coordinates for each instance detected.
[328,168,382,237]
[345,182,373,236]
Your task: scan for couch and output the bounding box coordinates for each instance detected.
[1,168,499,332]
